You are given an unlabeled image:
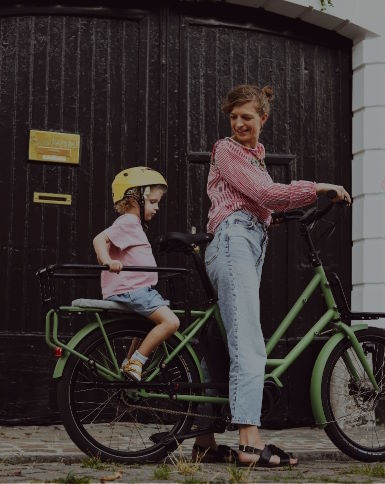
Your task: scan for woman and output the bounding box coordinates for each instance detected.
[193,84,351,467]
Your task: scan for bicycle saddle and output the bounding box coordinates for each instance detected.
[157,232,213,253]
[71,298,133,312]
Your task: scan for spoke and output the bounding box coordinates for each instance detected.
[79,389,121,423]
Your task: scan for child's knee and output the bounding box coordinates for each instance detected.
[168,314,180,333]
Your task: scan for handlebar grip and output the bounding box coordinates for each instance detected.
[327,189,337,199]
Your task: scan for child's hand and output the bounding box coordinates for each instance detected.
[107,260,123,273]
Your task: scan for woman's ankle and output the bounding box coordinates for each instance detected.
[238,424,264,449]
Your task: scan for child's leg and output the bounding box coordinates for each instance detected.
[122,307,179,381]
[137,306,180,356]
[126,337,142,359]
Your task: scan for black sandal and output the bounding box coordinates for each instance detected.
[237,444,298,468]
[192,443,238,463]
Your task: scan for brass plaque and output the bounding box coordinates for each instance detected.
[29,130,80,164]
[33,192,72,205]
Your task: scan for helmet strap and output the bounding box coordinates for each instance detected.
[139,187,148,232]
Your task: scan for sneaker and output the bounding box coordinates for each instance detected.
[121,358,142,382]
[120,358,129,371]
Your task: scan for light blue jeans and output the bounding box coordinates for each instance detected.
[205,210,268,426]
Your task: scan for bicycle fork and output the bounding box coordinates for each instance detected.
[336,322,380,392]
[310,322,379,427]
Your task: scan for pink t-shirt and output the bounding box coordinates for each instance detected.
[101,214,158,299]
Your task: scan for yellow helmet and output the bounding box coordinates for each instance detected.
[112,166,167,204]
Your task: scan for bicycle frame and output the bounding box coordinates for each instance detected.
[42,206,384,417]
[138,262,376,404]
[45,259,377,410]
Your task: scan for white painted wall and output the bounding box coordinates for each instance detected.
[229,0,385,325]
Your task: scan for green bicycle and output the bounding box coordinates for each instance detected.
[37,195,385,463]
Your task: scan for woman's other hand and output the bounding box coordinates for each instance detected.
[316,183,351,204]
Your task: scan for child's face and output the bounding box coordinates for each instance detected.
[144,188,164,221]
[230,101,268,148]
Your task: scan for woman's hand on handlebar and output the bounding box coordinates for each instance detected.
[316,183,351,205]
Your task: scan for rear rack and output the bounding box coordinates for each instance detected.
[328,272,385,323]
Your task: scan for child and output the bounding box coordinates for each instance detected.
[93,166,180,382]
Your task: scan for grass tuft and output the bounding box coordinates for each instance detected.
[81,456,109,471]
[226,464,250,484]
[346,463,385,478]
[54,471,91,484]
[169,449,200,477]
[153,463,171,480]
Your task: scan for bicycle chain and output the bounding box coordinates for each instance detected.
[122,401,225,421]
[122,401,351,429]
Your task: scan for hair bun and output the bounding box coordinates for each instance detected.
[262,85,274,102]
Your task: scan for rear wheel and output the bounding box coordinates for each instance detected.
[57,320,200,463]
[322,328,385,461]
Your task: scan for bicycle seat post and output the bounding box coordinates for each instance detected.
[190,246,217,304]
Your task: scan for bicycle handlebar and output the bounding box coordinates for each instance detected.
[272,190,344,226]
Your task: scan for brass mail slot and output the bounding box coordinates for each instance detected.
[33,192,72,205]
[36,146,72,158]
[29,130,80,164]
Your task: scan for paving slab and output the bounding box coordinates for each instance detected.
[7,426,385,483]
[0,425,347,464]
[1,460,385,483]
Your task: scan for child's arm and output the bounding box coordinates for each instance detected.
[93,232,123,273]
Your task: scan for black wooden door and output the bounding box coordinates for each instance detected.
[0,5,165,421]
[174,3,352,426]
[0,2,351,424]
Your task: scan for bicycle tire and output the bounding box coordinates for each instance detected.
[321,327,385,461]
[57,319,200,463]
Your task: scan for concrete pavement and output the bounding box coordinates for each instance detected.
[3,425,385,483]
[0,425,345,464]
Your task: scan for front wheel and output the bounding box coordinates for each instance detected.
[322,328,385,461]
[57,320,200,463]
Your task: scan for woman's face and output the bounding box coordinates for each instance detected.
[229,101,268,148]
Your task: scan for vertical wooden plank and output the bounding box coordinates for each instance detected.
[2,16,19,330]
[75,17,96,266]
[217,26,233,139]
[163,6,181,233]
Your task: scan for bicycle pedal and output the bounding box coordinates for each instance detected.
[226,423,238,431]
[261,380,281,420]
[208,421,227,433]
[150,431,170,444]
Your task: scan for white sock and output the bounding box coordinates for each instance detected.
[132,350,148,365]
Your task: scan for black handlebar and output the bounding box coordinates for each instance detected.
[272,190,346,226]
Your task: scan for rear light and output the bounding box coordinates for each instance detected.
[54,347,63,357]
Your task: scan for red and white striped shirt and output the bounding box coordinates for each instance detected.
[207,137,317,233]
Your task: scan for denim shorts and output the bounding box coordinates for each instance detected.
[107,287,169,317]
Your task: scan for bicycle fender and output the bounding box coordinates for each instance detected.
[310,324,367,427]
[52,320,202,381]
[53,319,105,378]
